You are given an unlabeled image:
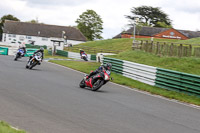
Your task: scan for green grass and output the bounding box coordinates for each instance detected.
[71,38,179,52]
[176,37,200,45]
[72,37,200,53]
[67,38,200,76]
[49,60,200,105]
[0,121,26,133]
[49,60,100,73]
[78,38,133,51]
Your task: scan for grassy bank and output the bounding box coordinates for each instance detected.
[49,60,200,106]
[76,38,200,51]
[65,38,179,53]
[64,38,200,76]
[108,50,200,75]
[0,121,25,133]
[176,37,200,45]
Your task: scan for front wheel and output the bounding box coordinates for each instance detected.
[79,79,86,88]
[92,79,104,91]
[14,53,20,61]
[29,61,38,69]
[26,65,29,69]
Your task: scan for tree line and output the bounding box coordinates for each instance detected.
[0,6,172,41]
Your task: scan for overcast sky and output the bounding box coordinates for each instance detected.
[1,0,200,39]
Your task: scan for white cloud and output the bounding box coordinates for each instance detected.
[1,0,200,39]
[19,0,93,6]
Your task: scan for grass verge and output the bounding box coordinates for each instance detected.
[0,121,26,133]
[49,60,200,106]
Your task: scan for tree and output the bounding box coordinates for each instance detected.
[0,14,20,40]
[75,10,103,41]
[155,21,172,28]
[126,6,172,28]
[26,19,38,23]
[26,17,40,23]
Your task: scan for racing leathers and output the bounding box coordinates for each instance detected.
[87,65,107,79]
[28,49,44,64]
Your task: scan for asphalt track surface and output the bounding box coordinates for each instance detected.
[0,55,200,133]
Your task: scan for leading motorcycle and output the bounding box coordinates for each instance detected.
[14,49,25,61]
[26,52,42,69]
[79,69,111,91]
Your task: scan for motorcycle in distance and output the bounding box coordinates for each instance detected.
[26,52,42,69]
[81,52,88,61]
[14,48,25,61]
[79,69,112,91]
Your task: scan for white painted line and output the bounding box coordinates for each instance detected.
[46,61,200,110]
[11,126,19,131]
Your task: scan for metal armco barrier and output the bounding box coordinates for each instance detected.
[8,47,18,55]
[103,57,123,74]
[0,47,8,55]
[156,68,200,96]
[68,52,83,59]
[25,49,39,57]
[56,50,68,57]
[91,55,96,60]
[52,49,96,61]
[103,57,156,86]
[103,57,200,97]
[123,60,157,86]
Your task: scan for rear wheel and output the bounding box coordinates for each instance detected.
[92,79,104,91]
[79,79,86,88]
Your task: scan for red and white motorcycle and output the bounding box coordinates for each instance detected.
[81,52,88,61]
[79,70,111,91]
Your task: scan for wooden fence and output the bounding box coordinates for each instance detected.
[132,40,200,57]
[65,45,122,54]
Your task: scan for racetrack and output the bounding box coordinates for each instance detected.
[0,55,200,133]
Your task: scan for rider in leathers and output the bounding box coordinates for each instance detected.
[86,63,112,80]
[28,47,44,64]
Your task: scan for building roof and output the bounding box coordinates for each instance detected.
[126,26,169,36]
[3,20,87,42]
[113,26,200,39]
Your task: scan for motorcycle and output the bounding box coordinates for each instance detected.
[14,49,25,61]
[81,52,88,61]
[79,69,111,91]
[26,52,42,69]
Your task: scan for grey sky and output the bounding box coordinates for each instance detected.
[1,0,200,39]
[20,0,92,6]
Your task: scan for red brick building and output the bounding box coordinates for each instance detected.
[114,26,200,40]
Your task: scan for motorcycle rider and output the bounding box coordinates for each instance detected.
[80,49,87,59]
[28,47,44,65]
[18,42,26,56]
[85,63,112,80]
[80,49,85,56]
